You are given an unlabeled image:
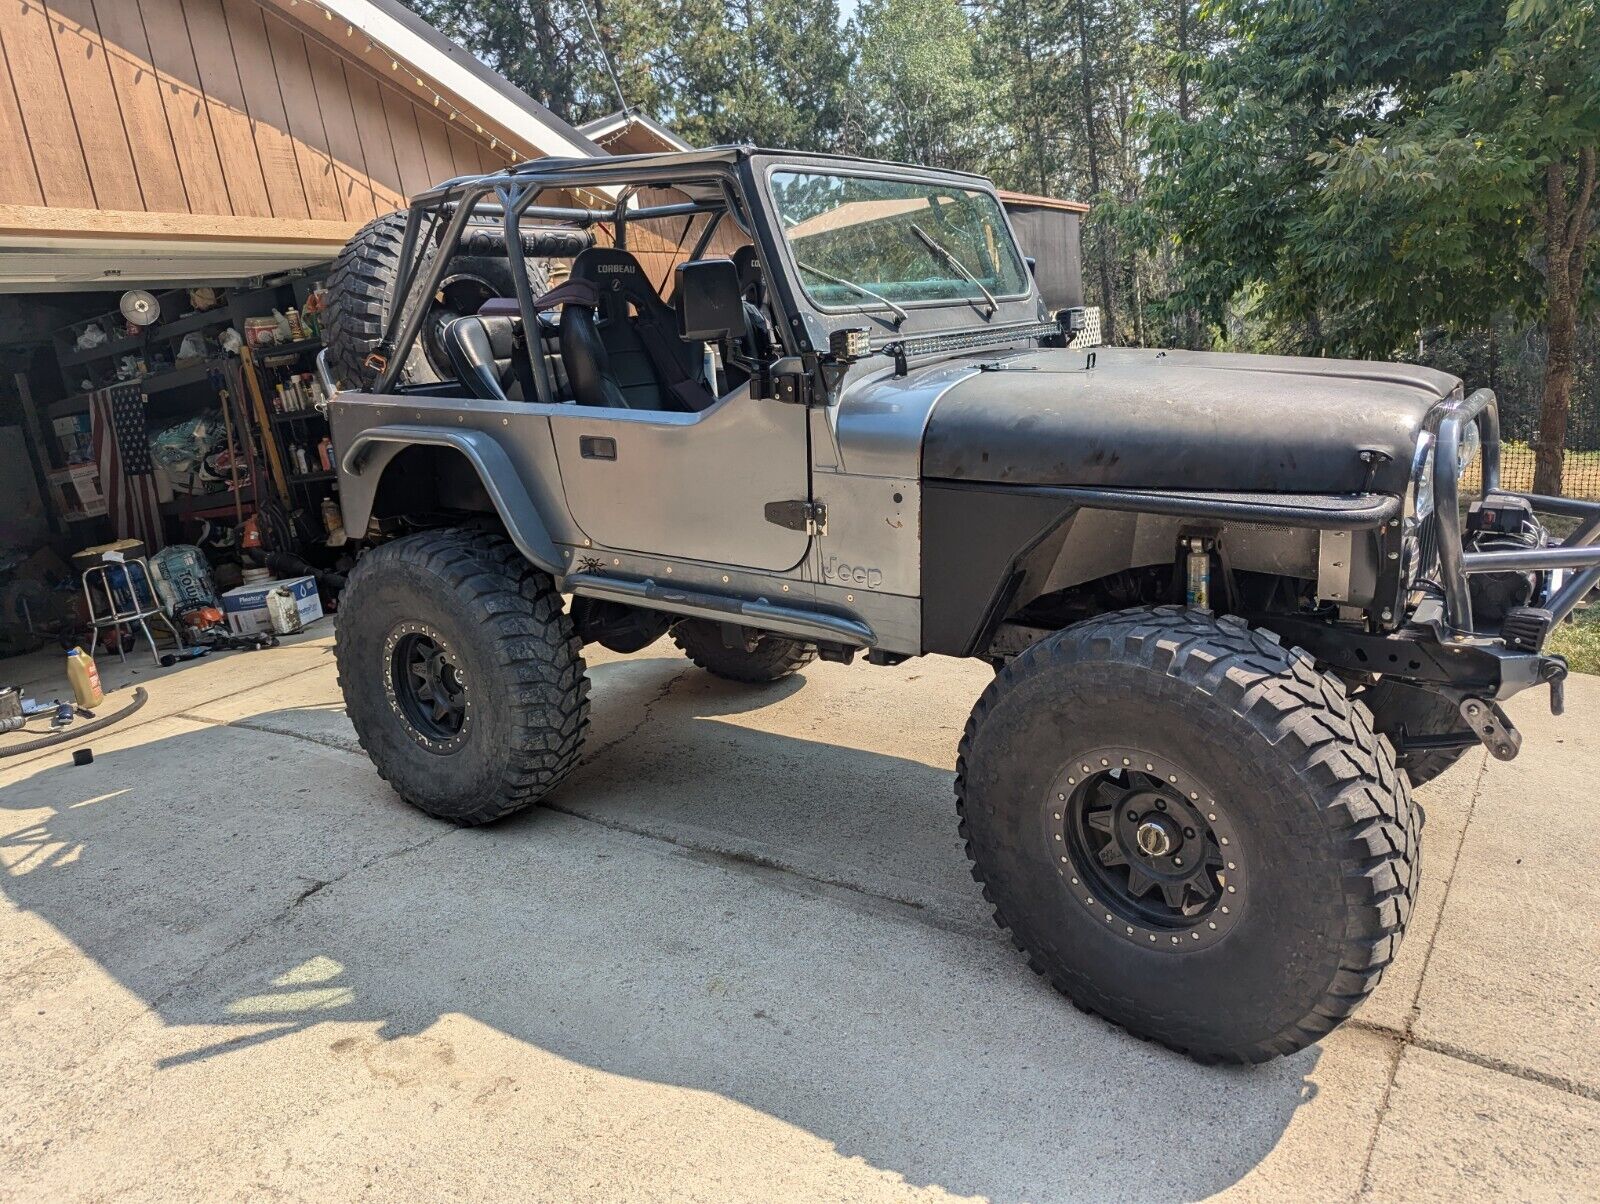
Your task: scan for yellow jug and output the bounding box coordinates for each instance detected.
[66,647,104,709]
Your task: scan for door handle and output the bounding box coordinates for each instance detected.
[579,435,617,460]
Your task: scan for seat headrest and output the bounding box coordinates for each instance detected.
[731,245,761,296]
[569,247,664,318]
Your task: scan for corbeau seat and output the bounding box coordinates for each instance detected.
[729,244,774,360]
[558,246,715,411]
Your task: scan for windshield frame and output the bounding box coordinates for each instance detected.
[759,164,1033,320]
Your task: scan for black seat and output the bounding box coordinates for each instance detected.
[731,244,763,303]
[558,247,713,411]
[729,244,774,360]
[443,315,526,400]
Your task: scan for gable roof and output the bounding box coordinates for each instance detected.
[268,0,604,162]
[0,0,608,289]
[579,111,695,155]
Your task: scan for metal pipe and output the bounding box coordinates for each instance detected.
[1462,545,1600,573]
[499,183,557,405]
[1435,404,1472,631]
[1518,492,1600,520]
[374,189,486,394]
[1478,396,1501,495]
[1546,566,1600,625]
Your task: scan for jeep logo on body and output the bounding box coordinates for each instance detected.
[823,556,882,590]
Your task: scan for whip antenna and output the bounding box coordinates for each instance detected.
[577,0,631,119]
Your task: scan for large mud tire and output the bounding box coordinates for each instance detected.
[671,620,816,684]
[956,606,1420,1064]
[1359,678,1473,787]
[336,528,588,825]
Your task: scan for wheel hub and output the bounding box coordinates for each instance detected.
[1135,815,1178,858]
[1048,747,1245,949]
[384,621,472,753]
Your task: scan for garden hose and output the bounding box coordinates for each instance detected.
[0,687,148,758]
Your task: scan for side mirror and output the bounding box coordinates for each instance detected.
[675,259,744,342]
[1024,256,1037,277]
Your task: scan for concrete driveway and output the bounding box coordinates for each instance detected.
[1,625,1596,1201]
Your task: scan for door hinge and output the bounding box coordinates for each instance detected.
[764,499,827,536]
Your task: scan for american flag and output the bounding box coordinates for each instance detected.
[89,383,163,552]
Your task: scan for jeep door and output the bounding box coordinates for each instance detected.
[548,392,811,572]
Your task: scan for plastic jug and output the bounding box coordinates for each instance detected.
[266,586,304,635]
[66,647,104,708]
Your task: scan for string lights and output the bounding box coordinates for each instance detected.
[281,0,524,163]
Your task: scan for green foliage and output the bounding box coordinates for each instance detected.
[664,0,853,148]
[844,0,989,167]
[404,0,850,149]
[1148,0,1598,358]
[404,0,673,125]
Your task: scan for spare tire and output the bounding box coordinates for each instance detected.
[323,211,552,390]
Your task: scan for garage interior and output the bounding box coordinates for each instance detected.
[0,0,602,748]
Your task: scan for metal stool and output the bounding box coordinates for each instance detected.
[82,558,183,666]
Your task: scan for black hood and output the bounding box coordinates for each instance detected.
[920,347,1458,495]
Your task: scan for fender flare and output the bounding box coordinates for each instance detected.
[340,425,563,575]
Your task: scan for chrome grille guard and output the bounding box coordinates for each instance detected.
[1429,388,1600,636]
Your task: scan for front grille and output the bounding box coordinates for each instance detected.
[1416,513,1441,587]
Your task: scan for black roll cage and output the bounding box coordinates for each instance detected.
[365,147,1052,399]
[370,162,747,398]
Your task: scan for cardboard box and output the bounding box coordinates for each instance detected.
[47,463,107,519]
[220,575,323,635]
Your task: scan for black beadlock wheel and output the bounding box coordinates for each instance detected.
[956,606,1421,1064]
[1056,748,1246,948]
[671,620,817,684]
[336,528,589,825]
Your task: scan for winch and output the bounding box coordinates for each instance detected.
[1463,496,1546,623]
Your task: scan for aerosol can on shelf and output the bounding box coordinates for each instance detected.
[66,647,104,709]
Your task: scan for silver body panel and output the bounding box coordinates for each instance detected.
[329,357,971,657]
[548,382,811,572]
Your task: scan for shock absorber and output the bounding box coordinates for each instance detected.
[1185,536,1212,609]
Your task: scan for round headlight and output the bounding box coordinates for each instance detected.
[1413,441,1437,517]
[1457,420,1481,475]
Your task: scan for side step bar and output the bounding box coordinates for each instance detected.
[565,572,875,648]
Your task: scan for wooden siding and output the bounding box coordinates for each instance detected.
[0,0,510,229]
[601,186,747,297]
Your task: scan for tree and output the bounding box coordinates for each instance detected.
[847,0,988,168]
[975,0,1074,196]
[1150,0,1597,491]
[663,0,852,149]
[404,0,672,125]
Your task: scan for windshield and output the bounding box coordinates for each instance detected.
[769,170,1028,311]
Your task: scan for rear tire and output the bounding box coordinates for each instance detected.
[324,212,549,390]
[336,528,588,825]
[1360,679,1473,786]
[956,606,1419,1064]
[671,620,816,684]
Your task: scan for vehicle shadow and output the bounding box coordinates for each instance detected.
[0,656,1325,1200]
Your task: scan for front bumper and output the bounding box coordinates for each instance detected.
[1263,390,1595,757]
[1431,388,1600,639]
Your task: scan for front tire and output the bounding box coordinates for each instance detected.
[956,606,1419,1064]
[336,528,589,825]
[671,620,816,684]
[1360,679,1472,786]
